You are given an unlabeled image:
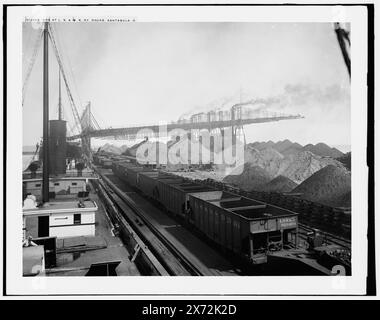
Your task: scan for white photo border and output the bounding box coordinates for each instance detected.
[4,3,370,296]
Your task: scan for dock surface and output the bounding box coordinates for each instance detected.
[45,191,141,276]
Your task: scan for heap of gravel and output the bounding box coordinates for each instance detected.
[291,165,351,207]
[262,175,298,193]
[223,163,272,191]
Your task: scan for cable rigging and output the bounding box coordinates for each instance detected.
[22,28,43,107]
[47,23,93,162]
[48,25,82,133]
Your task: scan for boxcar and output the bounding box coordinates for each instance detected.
[97,156,113,168]
[102,159,113,168]
[123,165,150,188]
[157,181,216,219]
[111,161,131,181]
[189,191,298,264]
[93,154,100,165]
[137,171,160,198]
[137,171,175,199]
[96,156,104,166]
[154,177,185,206]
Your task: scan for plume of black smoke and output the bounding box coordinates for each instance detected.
[178,83,349,121]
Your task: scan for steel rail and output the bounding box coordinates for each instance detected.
[298,223,351,250]
[97,170,209,276]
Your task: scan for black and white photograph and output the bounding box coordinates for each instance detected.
[2,2,375,298]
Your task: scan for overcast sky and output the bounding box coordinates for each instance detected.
[22,22,350,149]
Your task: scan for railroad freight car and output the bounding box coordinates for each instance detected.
[109,155,127,162]
[93,154,100,165]
[108,155,300,266]
[137,171,178,199]
[123,164,172,189]
[111,160,131,178]
[124,165,149,188]
[188,191,298,264]
[112,162,143,187]
[157,181,216,220]
[152,177,184,203]
[96,156,113,168]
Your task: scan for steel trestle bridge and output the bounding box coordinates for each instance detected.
[68,103,304,145]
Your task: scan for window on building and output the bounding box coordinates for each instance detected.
[54,182,60,186]
[74,214,81,225]
[72,182,78,186]
[35,184,41,187]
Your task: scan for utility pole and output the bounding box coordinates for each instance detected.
[42,21,50,203]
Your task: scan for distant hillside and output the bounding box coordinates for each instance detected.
[262,175,298,193]
[223,163,272,191]
[274,139,296,153]
[292,165,351,207]
[302,143,344,158]
[249,141,275,151]
[248,140,344,158]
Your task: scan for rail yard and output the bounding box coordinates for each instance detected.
[90,153,352,276]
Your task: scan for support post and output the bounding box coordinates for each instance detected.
[58,69,62,120]
[81,134,92,162]
[42,22,50,203]
[249,235,254,262]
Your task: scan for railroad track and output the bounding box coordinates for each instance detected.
[96,169,218,276]
[94,179,170,276]
[298,223,351,250]
[93,164,353,275]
